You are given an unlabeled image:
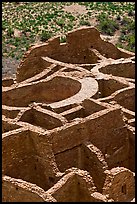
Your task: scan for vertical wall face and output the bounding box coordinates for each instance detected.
[2,78,15,87]
[2,177,46,202]
[2,109,20,119]
[114,88,135,112]
[50,107,131,172]
[2,130,61,191]
[97,79,128,98]
[126,127,135,172]
[82,99,106,115]
[55,146,81,172]
[16,56,52,82]
[51,108,122,153]
[2,131,49,190]
[99,62,135,79]
[74,175,96,202]
[2,26,135,202]
[2,121,21,133]
[52,175,79,202]
[2,76,81,107]
[85,109,129,157]
[103,168,135,202]
[52,173,95,202]
[81,143,107,193]
[19,108,63,130]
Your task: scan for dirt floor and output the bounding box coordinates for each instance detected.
[63,3,88,16]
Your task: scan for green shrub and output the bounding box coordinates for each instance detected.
[40,31,52,42]
[60,35,66,43]
[7,27,14,37]
[127,34,135,50]
[79,20,90,26]
[128,10,135,16]
[98,18,119,36]
[116,15,121,21]
[56,19,65,27]
[2,2,135,60]
[120,33,128,41]
[121,16,130,25]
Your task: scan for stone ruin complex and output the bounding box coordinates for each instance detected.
[2,27,135,202]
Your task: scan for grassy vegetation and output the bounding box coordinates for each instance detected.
[97,13,119,36]
[2,2,135,60]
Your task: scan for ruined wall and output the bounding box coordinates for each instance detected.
[15,27,134,82]
[103,167,135,202]
[2,27,135,202]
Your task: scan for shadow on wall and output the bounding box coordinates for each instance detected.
[2,130,60,191]
[99,62,135,79]
[96,78,128,98]
[2,76,81,107]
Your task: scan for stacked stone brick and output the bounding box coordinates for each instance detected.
[2,27,135,202]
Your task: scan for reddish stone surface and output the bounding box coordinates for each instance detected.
[2,27,135,202]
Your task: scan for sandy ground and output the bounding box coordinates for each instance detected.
[2,57,19,78]
[63,3,88,16]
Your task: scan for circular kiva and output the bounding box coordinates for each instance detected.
[49,77,98,109]
[2,76,82,107]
